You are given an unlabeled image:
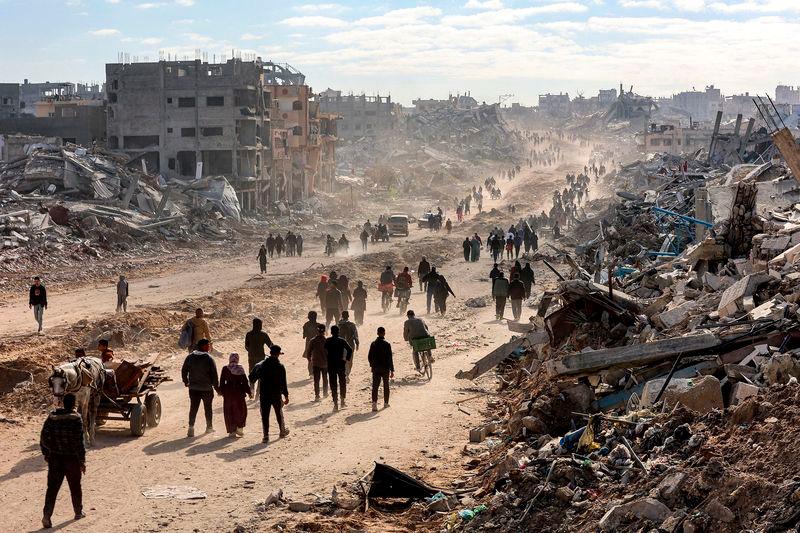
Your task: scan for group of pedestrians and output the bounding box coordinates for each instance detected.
[489,261,536,321]
[265,231,304,259]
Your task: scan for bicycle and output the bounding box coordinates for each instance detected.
[396,288,411,315]
[410,336,436,380]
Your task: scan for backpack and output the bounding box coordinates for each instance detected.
[179,320,194,349]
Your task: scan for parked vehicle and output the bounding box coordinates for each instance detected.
[388,214,410,236]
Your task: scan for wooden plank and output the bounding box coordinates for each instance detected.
[456,330,549,380]
[546,333,720,378]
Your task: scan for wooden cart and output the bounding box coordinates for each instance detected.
[98,359,171,437]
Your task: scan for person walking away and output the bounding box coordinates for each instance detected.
[116,275,129,313]
[553,220,560,239]
[434,275,455,315]
[266,233,275,258]
[514,231,523,259]
[462,238,471,262]
[325,281,343,328]
[505,235,514,260]
[189,308,211,352]
[316,275,328,313]
[417,257,431,293]
[30,276,47,334]
[520,262,535,298]
[421,268,440,314]
[249,345,289,443]
[296,233,304,257]
[489,264,502,298]
[351,281,367,325]
[219,353,252,437]
[338,274,352,310]
[324,325,353,412]
[368,327,394,411]
[302,311,320,377]
[403,310,430,372]
[360,228,369,252]
[40,392,86,529]
[245,318,273,399]
[257,245,268,274]
[181,339,219,437]
[470,235,481,262]
[275,234,284,257]
[531,230,539,252]
[492,272,509,320]
[338,311,359,382]
[445,218,452,233]
[509,273,526,321]
[308,325,329,401]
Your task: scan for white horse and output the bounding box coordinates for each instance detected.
[48,357,106,446]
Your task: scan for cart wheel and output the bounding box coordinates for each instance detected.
[130,403,147,437]
[145,394,162,427]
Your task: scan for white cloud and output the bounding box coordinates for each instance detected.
[619,0,665,8]
[279,15,348,27]
[240,33,263,41]
[106,0,121,4]
[175,0,194,5]
[356,6,443,27]
[672,0,705,10]
[141,37,163,45]
[464,0,504,9]
[708,0,800,12]
[443,3,587,27]
[88,28,121,37]
[294,3,347,13]
[136,2,163,8]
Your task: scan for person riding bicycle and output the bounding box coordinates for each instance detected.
[395,267,413,308]
[403,310,429,373]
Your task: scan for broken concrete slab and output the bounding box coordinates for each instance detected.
[546,333,721,379]
[729,382,759,406]
[661,375,724,414]
[599,497,671,531]
[456,330,548,380]
[717,272,771,318]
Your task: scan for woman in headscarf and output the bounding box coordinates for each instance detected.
[219,352,252,438]
[351,281,367,325]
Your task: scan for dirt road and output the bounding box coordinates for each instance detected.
[0,137,593,532]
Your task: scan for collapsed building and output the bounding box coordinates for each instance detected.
[317,90,403,140]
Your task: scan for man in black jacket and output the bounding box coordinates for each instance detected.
[368,327,394,412]
[30,276,47,334]
[40,393,85,528]
[249,345,290,443]
[324,325,353,412]
[181,339,219,437]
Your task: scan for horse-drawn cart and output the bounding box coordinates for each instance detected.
[98,359,171,437]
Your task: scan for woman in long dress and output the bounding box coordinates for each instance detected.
[219,353,252,438]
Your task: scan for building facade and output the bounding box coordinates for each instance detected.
[538,93,571,116]
[318,90,401,140]
[0,83,20,119]
[106,58,334,210]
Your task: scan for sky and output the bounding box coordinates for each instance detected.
[1,0,800,106]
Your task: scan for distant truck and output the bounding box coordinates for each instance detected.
[387,214,410,236]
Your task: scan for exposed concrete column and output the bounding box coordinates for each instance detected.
[695,187,711,241]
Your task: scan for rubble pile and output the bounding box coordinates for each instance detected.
[407,104,519,161]
[0,140,250,277]
[429,149,800,530]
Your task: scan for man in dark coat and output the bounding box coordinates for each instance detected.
[520,262,535,298]
[462,238,471,262]
[324,325,353,412]
[368,327,394,411]
[245,318,273,400]
[40,393,86,528]
[417,257,431,293]
[249,345,290,443]
[509,273,526,321]
[181,339,219,437]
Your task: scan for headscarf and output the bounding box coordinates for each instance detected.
[227,352,245,375]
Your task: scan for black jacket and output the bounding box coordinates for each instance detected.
[40,409,85,462]
[245,330,273,363]
[181,350,219,391]
[29,284,47,306]
[249,356,289,400]
[368,337,394,373]
[324,336,353,368]
[520,265,535,284]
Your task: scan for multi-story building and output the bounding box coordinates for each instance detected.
[0,83,20,119]
[106,58,334,210]
[318,90,401,140]
[19,80,75,115]
[672,85,722,122]
[776,85,800,106]
[724,93,756,120]
[538,93,571,116]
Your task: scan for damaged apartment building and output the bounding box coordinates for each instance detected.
[318,89,402,140]
[106,58,336,211]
